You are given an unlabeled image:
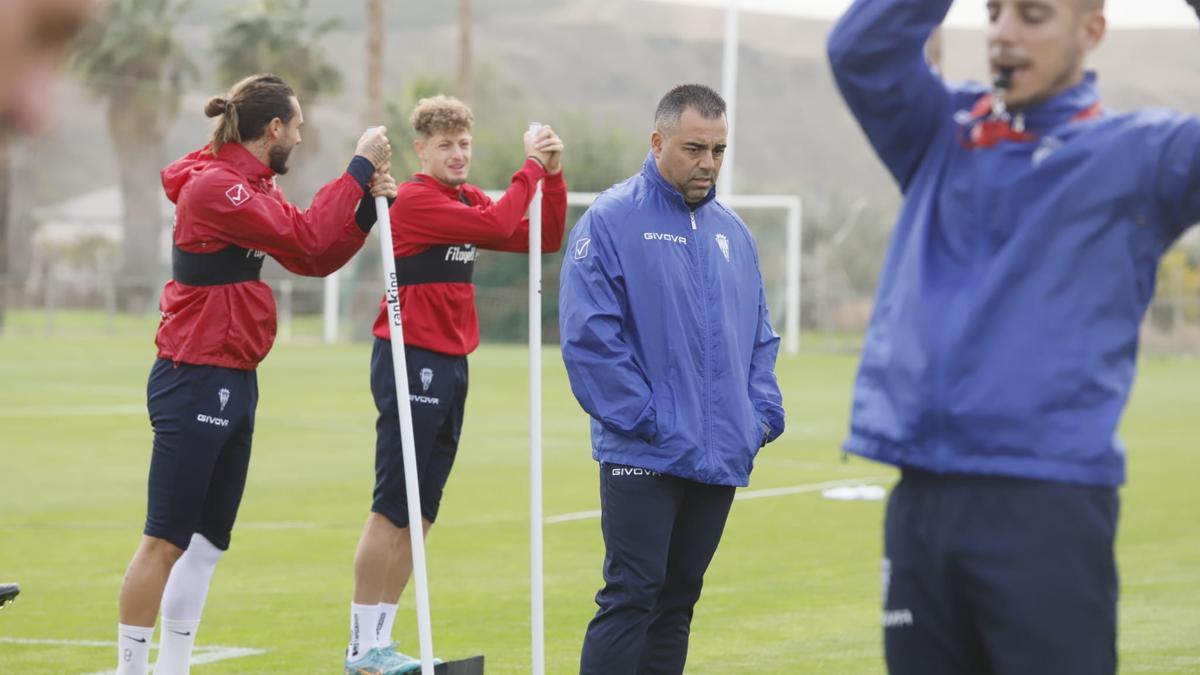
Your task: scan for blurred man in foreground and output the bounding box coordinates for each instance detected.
[0,0,95,616]
[828,0,1199,672]
[0,0,93,141]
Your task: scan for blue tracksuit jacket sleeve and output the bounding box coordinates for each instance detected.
[559,209,657,442]
[1152,114,1200,242]
[750,279,785,443]
[827,0,954,191]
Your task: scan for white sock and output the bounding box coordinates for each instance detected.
[161,534,223,619]
[377,602,399,648]
[153,619,200,675]
[348,603,381,660]
[116,623,154,675]
[155,534,223,675]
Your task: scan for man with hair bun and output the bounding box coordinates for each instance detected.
[114,73,395,675]
[342,94,566,674]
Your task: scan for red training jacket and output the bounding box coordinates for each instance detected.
[158,143,369,370]
[371,158,567,355]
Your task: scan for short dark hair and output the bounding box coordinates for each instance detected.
[654,84,726,135]
[205,74,297,152]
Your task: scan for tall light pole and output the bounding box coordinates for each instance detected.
[718,0,739,197]
[366,0,384,126]
[458,0,473,101]
[326,0,385,345]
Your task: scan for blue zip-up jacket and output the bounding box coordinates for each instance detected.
[828,0,1200,487]
[559,153,786,487]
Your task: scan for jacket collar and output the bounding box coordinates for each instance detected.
[1014,71,1101,132]
[412,173,468,199]
[216,142,276,182]
[641,152,716,211]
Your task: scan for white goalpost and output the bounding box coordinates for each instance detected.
[718,192,804,356]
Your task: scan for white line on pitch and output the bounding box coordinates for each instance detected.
[179,646,267,666]
[733,475,892,501]
[0,404,144,417]
[79,646,268,675]
[545,509,603,524]
[754,457,880,472]
[0,637,268,674]
[545,475,892,524]
[0,638,117,648]
[2,522,319,531]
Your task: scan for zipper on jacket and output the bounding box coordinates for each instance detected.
[933,152,990,469]
[691,208,713,474]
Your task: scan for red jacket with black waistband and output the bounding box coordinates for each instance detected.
[158,142,372,370]
[372,158,567,356]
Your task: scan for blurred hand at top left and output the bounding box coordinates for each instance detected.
[0,0,94,141]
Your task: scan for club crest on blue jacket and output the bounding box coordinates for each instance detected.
[559,153,785,487]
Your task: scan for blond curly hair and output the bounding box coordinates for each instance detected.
[410,95,474,138]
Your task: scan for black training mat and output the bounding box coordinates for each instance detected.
[0,583,19,608]
[434,655,485,675]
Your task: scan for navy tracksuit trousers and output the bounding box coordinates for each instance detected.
[579,463,736,675]
[884,469,1119,675]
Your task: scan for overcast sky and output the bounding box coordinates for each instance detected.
[653,0,1199,29]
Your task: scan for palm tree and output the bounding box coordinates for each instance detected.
[213,0,343,202]
[213,0,341,102]
[73,0,196,309]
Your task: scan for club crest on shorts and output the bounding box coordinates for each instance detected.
[420,368,434,392]
[218,388,230,412]
[715,233,730,262]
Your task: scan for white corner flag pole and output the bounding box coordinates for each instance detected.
[527,122,546,675]
[375,173,436,675]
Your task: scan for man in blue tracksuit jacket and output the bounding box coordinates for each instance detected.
[829,0,1199,673]
[560,84,785,674]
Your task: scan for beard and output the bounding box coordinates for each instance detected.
[268,143,293,175]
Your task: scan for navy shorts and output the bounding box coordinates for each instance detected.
[370,339,468,528]
[883,469,1119,675]
[143,358,258,551]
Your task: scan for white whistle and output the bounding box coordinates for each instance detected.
[528,122,543,136]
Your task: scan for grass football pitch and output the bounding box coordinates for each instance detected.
[1,313,1197,673]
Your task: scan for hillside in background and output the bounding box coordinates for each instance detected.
[24,0,1200,211]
